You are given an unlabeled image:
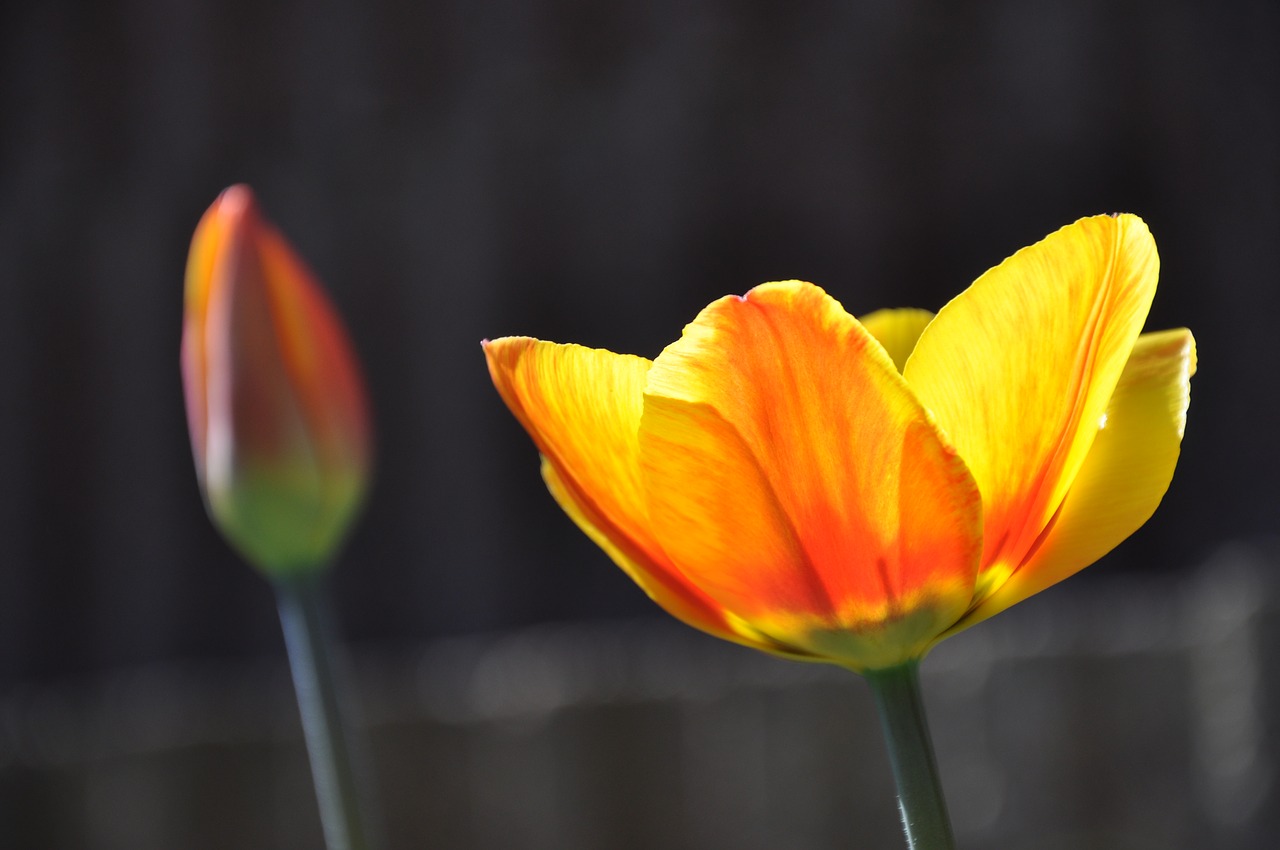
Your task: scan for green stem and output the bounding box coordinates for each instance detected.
[863,661,957,850]
[275,574,380,850]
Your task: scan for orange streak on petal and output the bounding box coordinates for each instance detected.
[638,281,981,663]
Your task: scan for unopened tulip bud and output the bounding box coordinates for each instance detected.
[181,185,372,577]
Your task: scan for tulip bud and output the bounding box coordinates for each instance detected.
[181,185,372,577]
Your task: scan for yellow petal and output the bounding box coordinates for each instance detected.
[905,214,1159,602]
[944,328,1196,634]
[483,337,777,651]
[638,281,982,669]
[859,308,934,372]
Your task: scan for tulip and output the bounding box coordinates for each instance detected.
[182,186,380,850]
[485,214,1195,669]
[486,214,1194,847]
[181,184,372,576]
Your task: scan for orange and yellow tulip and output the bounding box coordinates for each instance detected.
[485,214,1195,671]
[181,185,372,577]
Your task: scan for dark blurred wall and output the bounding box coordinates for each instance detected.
[0,0,1274,681]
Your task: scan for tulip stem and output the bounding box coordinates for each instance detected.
[275,574,381,850]
[863,661,957,850]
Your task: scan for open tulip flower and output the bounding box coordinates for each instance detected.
[486,214,1194,847]
[485,213,1194,670]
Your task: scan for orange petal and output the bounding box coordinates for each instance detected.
[483,338,780,651]
[181,191,238,468]
[905,214,1159,603]
[540,458,809,658]
[944,328,1196,635]
[638,281,982,669]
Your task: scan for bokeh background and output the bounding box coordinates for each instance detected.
[1,0,1277,847]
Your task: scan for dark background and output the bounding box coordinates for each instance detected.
[0,0,1274,684]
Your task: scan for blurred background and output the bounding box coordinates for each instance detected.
[1,0,1277,847]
